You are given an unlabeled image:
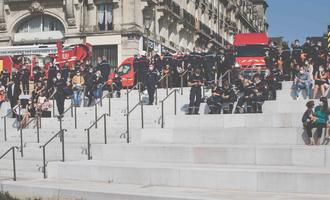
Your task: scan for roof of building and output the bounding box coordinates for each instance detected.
[249,0,269,8]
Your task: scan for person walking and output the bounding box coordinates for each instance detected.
[50,73,66,118]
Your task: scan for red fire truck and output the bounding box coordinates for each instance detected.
[0,42,92,79]
[233,33,269,71]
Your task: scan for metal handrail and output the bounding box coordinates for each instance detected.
[180,70,189,95]
[85,113,109,160]
[63,97,74,117]
[127,82,142,95]
[158,73,169,95]
[39,129,67,179]
[124,100,144,143]
[1,109,12,141]
[160,89,178,128]
[0,146,18,181]
[218,69,232,86]
[125,82,144,144]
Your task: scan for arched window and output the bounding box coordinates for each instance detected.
[16,15,65,33]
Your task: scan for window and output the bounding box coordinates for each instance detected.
[235,45,267,57]
[92,45,118,67]
[17,15,64,33]
[97,3,113,31]
[117,64,131,76]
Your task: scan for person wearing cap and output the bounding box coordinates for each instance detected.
[50,72,66,117]
[187,68,204,115]
[145,63,159,105]
[72,71,85,106]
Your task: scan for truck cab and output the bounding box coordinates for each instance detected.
[234,33,269,76]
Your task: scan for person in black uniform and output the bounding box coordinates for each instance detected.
[251,74,269,113]
[50,72,66,117]
[33,65,42,84]
[207,83,222,114]
[20,65,30,95]
[187,68,204,115]
[0,69,10,89]
[280,42,291,81]
[111,72,122,98]
[292,40,302,66]
[47,63,57,87]
[145,64,159,105]
[235,74,254,114]
[7,81,22,117]
[61,63,70,82]
[220,80,237,114]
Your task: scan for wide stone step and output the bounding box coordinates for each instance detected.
[48,160,330,195]
[1,179,330,200]
[137,127,314,145]
[92,144,330,167]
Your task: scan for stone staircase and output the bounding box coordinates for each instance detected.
[1,82,330,200]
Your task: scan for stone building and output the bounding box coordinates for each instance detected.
[0,0,268,65]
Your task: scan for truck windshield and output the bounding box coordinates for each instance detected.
[236,45,267,57]
[117,64,131,76]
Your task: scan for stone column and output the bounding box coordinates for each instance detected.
[65,0,76,26]
[0,0,6,31]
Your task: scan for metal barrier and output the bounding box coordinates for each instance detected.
[40,129,67,179]
[160,89,178,128]
[0,146,18,181]
[1,110,12,141]
[85,113,109,160]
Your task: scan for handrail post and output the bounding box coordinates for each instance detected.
[87,129,91,160]
[42,146,46,178]
[70,98,73,117]
[126,86,130,143]
[155,86,158,105]
[104,114,107,144]
[52,98,55,117]
[74,105,77,129]
[94,103,98,129]
[4,116,7,141]
[12,147,16,181]
[166,75,169,96]
[141,101,144,129]
[61,130,65,162]
[36,115,40,143]
[108,92,111,116]
[59,116,63,132]
[180,75,184,95]
[161,101,164,128]
[174,90,177,115]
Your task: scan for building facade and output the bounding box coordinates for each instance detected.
[0,0,268,65]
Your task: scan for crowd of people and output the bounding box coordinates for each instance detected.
[0,37,329,144]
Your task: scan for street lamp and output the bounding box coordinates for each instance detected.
[144,15,152,55]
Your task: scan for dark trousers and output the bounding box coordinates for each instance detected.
[305,122,325,138]
[147,86,156,105]
[22,82,29,95]
[9,98,18,117]
[56,94,65,115]
[189,88,202,113]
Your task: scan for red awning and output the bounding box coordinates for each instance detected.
[234,33,269,46]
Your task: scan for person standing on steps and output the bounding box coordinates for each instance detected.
[187,68,204,115]
[50,72,66,118]
[145,63,159,105]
